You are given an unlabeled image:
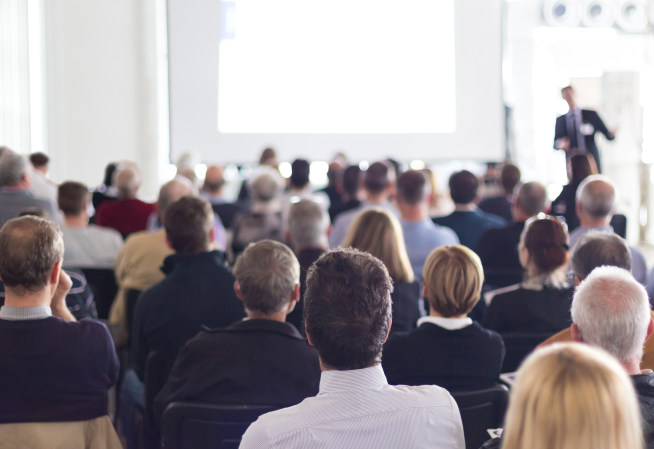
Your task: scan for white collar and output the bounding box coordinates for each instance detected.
[417,316,473,330]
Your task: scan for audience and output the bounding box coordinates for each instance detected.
[317,160,344,213]
[28,152,58,211]
[201,165,242,229]
[551,154,595,232]
[285,199,330,333]
[329,161,395,246]
[433,170,506,249]
[328,164,362,221]
[237,147,279,202]
[281,159,330,234]
[396,170,459,278]
[482,217,574,334]
[342,209,421,332]
[154,240,320,423]
[0,216,119,445]
[95,165,156,238]
[478,163,521,223]
[383,245,505,391]
[571,174,647,284]
[0,152,57,225]
[92,162,118,212]
[240,248,465,449]
[483,343,643,449]
[58,181,123,268]
[475,181,549,287]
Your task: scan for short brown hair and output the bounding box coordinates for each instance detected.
[29,152,49,168]
[164,197,214,254]
[423,245,484,317]
[0,216,63,295]
[364,162,391,194]
[449,170,479,204]
[58,181,89,216]
[397,170,428,205]
[500,164,521,194]
[522,217,569,274]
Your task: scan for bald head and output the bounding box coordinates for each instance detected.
[203,166,225,194]
[158,178,193,219]
[577,175,617,221]
[115,167,141,199]
[515,182,548,219]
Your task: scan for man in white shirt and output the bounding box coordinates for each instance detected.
[240,247,465,449]
[58,181,123,268]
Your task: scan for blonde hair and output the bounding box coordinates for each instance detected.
[502,343,644,449]
[422,245,484,317]
[342,208,414,283]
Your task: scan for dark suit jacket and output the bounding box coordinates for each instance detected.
[212,202,243,230]
[390,281,421,333]
[554,109,614,172]
[153,319,320,424]
[433,210,506,249]
[475,221,525,288]
[382,321,505,391]
[551,183,581,232]
[478,196,513,224]
[633,372,654,449]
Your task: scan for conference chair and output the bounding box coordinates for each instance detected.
[80,268,119,320]
[161,403,279,449]
[451,384,509,449]
[500,332,554,373]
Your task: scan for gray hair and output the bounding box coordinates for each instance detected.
[577,175,618,218]
[572,266,651,364]
[234,240,300,315]
[288,199,329,250]
[250,172,281,202]
[115,167,142,198]
[0,152,30,187]
[571,231,632,280]
[516,181,548,217]
[158,177,193,217]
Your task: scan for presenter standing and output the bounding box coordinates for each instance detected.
[554,86,615,173]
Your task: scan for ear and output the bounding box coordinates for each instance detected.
[165,235,174,250]
[209,227,216,243]
[286,284,300,314]
[571,323,583,343]
[573,276,581,288]
[645,318,654,343]
[519,246,530,268]
[50,261,62,286]
[306,332,314,347]
[326,225,332,239]
[382,318,392,344]
[575,200,582,217]
[284,231,292,245]
[233,281,243,301]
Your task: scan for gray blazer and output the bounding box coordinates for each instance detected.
[0,190,57,226]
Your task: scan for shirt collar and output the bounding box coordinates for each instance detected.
[0,305,52,321]
[319,364,388,395]
[417,316,473,330]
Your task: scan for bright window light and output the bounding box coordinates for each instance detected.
[195,163,207,180]
[410,160,425,170]
[278,162,292,178]
[547,183,563,201]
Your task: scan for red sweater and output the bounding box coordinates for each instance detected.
[95,199,156,238]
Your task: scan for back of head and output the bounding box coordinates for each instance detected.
[397,170,428,206]
[304,247,393,370]
[0,152,29,187]
[570,154,594,185]
[290,159,310,189]
[115,167,142,198]
[364,162,391,194]
[259,147,277,166]
[158,178,193,218]
[0,216,64,295]
[521,217,569,274]
[29,152,49,169]
[103,163,118,187]
[203,165,224,192]
[503,343,643,449]
[500,164,521,194]
[571,231,631,280]
[327,162,341,186]
[234,240,300,315]
[164,196,214,254]
[250,172,280,202]
[423,245,484,317]
[288,199,329,250]
[58,181,89,216]
[342,165,361,196]
[516,181,548,218]
[572,267,650,363]
[577,175,617,219]
[448,170,478,205]
[342,208,413,283]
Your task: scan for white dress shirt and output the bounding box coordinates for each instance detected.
[417,316,473,330]
[239,364,465,449]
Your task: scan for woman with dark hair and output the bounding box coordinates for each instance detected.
[92,163,119,212]
[482,217,574,334]
[551,154,596,232]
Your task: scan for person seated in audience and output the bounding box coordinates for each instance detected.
[478,163,521,224]
[482,217,574,334]
[285,199,330,333]
[240,248,465,449]
[423,168,455,218]
[0,152,57,226]
[58,181,123,269]
[481,343,643,449]
[397,170,459,278]
[0,216,119,428]
[551,154,595,232]
[201,165,242,229]
[570,174,647,284]
[237,147,279,203]
[342,209,420,332]
[154,240,320,423]
[92,162,118,213]
[95,165,156,238]
[316,161,343,213]
[329,161,396,247]
[433,170,506,249]
[475,181,549,287]
[232,171,284,256]
[383,245,505,391]
[28,152,59,212]
[281,159,330,232]
[569,266,654,447]
[328,164,362,221]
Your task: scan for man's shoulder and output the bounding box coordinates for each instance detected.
[476,210,506,226]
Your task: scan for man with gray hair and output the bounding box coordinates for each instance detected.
[0,152,57,225]
[570,175,647,284]
[570,266,654,447]
[154,240,320,424]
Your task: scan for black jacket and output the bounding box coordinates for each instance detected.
[634,371,654,449]
[154,319,320,424]
[390,281,421,333]
[475,222,526,288]
[551,183,581,232]
[382,321,505,391]
[131,250,246,380]
[554,109,614,172]
[286,247,325,334]
[478,195,513,224]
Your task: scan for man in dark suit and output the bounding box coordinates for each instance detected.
[154,240,320,424]
[554,86,615,173]
[478,164,521,224]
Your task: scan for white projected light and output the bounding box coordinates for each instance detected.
[581,0,615,27]
[217,0,456,134]
[543,0,582,27]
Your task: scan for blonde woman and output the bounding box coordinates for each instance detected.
[481,343,644,449]
[383,245,505,391]
[342,208,420,332]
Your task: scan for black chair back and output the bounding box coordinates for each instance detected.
[80,268,118,320]
[451,384,509,449]
[500,332,554,373]
[161,402,278,449]
[125,289,142,342]
[144,350,178,447]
